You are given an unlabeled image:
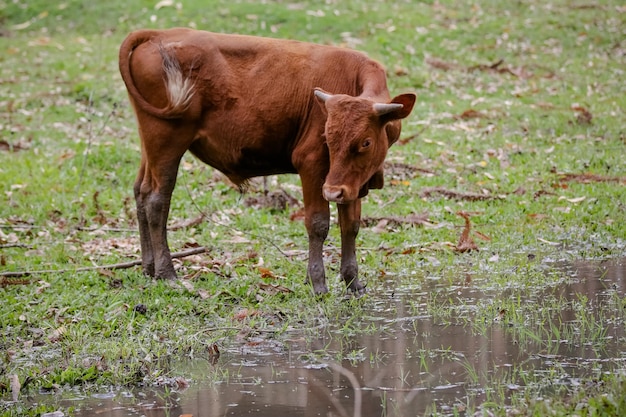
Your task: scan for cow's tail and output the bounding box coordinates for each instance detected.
[118,30,195,119]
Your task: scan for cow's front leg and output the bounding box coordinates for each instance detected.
[299,172,331,295]
[305,209,331,295]
[337,199,365,296]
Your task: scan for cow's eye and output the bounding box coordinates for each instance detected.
[361,139,372,149]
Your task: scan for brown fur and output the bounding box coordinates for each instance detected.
[119,28,415,295]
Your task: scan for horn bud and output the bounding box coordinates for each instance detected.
[314,89,333,102]
[373,102,404,116]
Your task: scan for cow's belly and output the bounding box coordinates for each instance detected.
[188,134,297,185]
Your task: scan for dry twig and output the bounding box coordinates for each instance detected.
[0,246,208,278]
[420,186,494,201]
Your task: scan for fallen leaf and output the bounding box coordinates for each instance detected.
[208,343,220,356]
[290,207,306,221]
[179,279,195,292]
[454,212,479,253]
[98,269,115,278]
[534,190,557,199]
[48,326,66,343]
[394,65,408,76]
[175,377,190,389]
[169,214,204,231]
[572,105,593,125]
[464,274,472,286]
[155,0,175,9]
[493,309,506,322]
[566,196,586,203]
[0,139,30,152]
[258,267,276,278]
[234,308,257,321]
[57,150,76,164]
[425,57,457,71]
[224,235,251,244]
[389,180,411,186]
[457,109,488,119]
[534,101,555,109]
[371,219,388,234]
[10,20,30,30]
[538,237,560,246]
[259,282,292,295]
[207,343,220,364]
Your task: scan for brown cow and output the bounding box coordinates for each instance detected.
[119,28,415,296]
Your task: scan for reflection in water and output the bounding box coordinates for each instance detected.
[49,258,626,416]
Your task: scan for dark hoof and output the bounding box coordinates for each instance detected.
[142,265,156,278]
[313,283,329,296]
[154,268,178,280]
[347,281,366,298]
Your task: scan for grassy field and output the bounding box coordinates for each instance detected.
[1,0,625,415]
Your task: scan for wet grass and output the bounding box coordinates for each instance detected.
[1,0,626,415]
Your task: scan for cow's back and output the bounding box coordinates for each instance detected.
[122,28,393,184]
[150,29,379,108]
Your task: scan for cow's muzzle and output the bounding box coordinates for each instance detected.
[323,184,353,203]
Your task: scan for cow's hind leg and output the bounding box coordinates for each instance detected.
[135,126,188,279]
[134,159,155,277]
[145,166,180,279]
[338,199,365,296]
[142,159,181,279]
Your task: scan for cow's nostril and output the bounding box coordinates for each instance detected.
[323,186,343,202]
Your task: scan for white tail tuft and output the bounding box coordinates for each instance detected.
[159,43,195,113]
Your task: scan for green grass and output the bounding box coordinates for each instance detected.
[1,0,625,415]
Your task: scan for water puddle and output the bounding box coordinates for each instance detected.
[15,257,626,416]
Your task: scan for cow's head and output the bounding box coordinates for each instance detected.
[314,88,416,203]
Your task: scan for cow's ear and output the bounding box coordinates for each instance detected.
[358,169,385,198]
[313,88,331,115]
[368,169,385,189]
[379,93,416,122]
